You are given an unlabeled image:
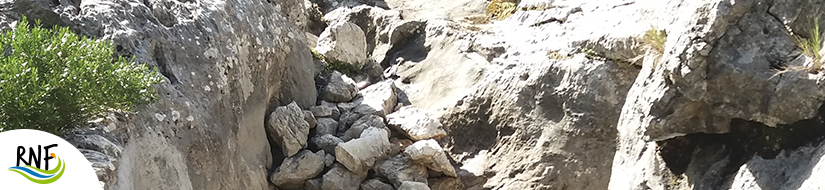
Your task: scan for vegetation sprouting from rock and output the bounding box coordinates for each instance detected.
[794,18,823,73]
[643,26,667,56]
[310,48,361,76]
[0,18,162,135]
[486,0,518,20]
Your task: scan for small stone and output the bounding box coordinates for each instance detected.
[389,137,414,156]
[342,114,387,141]
[316,118,339,136]
[373,154,428,187]
[361,178,395,190]
[312,134,344,155]
[399,181,431,190]
[321,163,368,190]
[311,105,334,117]
[325,153,336,167]
[305,178,322,190]
[363,60,384,81]
[429,177,464,190]
[337,112,363,135]
[335,127,393,174]
[320,101,342,120]
[404,140,457,177]
[337,97,363,112]
[304,110,318,128]
[155,113,166,121]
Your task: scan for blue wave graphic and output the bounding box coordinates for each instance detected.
[8,166,55,179]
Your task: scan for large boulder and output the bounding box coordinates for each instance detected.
[6,0,318,188]
[316,21,367,68]
[322,71,359,103]
[373,154,428,188]
[387,106,447,141]
[609,0,825,189]
[270,150,326,189]
[322,163,368,190]
[390,7,641,189]
[267,102,312,157]
[335,127,393,174]
[404,140,457,177]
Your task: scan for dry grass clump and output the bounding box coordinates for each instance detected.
[642,26,667,55]
[794,19,823,73]
[486,0,518,20]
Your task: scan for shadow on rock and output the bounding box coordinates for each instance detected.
[657,103,825,189]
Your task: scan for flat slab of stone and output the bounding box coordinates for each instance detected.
[387,106,447,140]
[270,150,326,189]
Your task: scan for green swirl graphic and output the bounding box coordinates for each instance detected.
[8,156,66,184]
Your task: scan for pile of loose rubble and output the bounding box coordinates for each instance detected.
[266,70,458,190]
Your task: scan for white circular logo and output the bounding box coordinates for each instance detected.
[0,129,102,189]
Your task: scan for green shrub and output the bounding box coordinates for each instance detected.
[642,26,667,55]
[0,18,162,134]
[486,0,518,20]
[794,19,823,73]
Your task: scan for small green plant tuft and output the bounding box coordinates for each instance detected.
[310,48,326,60]
[642,26,667,55]
[0,17,162,135]
[486,0,518,20]
[325,59,362,76]
[794,19,823,73]
[309,48,362,76]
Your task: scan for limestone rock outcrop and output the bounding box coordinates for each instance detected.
[6,0,319,188]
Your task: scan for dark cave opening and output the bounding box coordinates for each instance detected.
[656,104,825,179]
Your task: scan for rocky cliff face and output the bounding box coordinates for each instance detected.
[6,0,825,189]
[5,0,316,189]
